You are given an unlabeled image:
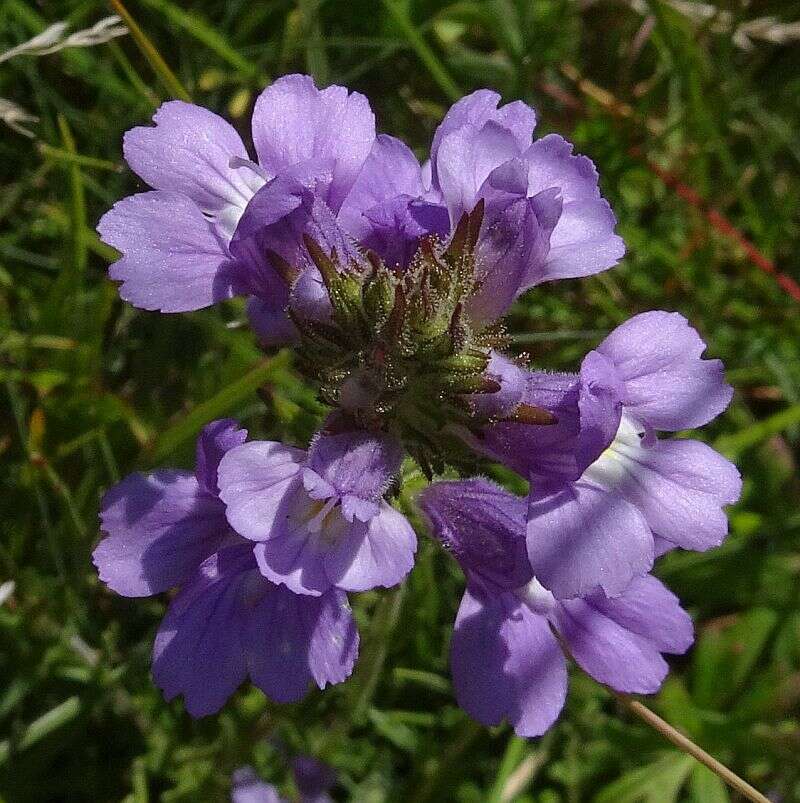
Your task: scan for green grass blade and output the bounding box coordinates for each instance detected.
[147,352,292,464]
[109,0,192,102]
[139,0,259,77]
[380,0,461,101]
[715,403,800,458]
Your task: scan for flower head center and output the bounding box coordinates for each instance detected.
[289,204,507,473]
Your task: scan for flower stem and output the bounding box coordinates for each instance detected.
[615,694,770,803]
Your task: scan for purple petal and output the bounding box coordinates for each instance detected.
[227,174,308,300]
[361,195,450,268]
[338,134,449,265]
[289,264,334,328]
[475,371,583,478]
[522,134,625,281]
[217,441,306,542]
[554,596,669,694]
[152,546,254,716]
[468,165,562,322]
[419,479,532,596]
[229,182,359,326]
[99,191,238,312]
[305,430,403,513]
[245,583,359,702]
[464,351,527,420]
[436,120,521,222]
[251,74,375,211]
[123,101,263,237]
[526,481,654,599]
[477,351,621,483]
[323,502,416,592]
[338,134,427,233]
[253,524,332,597]
[574,350,625,470]
[596,311,734,430]
[450,590,514,728]
[94,470,227,597]
[593,437,741,552]
[451,590,567,737]
[246,295,299,347]
[194,419,248,495]
[431,90,536,191]
[152,546,357,715]
[231,767,284,803]
[292,756,336,800]
[585,575,694,654]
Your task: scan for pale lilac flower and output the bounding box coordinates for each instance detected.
[98,74,376,342]
[231,757,334,803]
[420,479,693,737]
[232,766,283,803]
[100,78,623,345]
[218,430,416,596]
[93,420,359,716]
[340,89,625,322]
[473,312,741,599]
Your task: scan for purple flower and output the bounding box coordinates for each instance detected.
[341,89,625,321]
[231,757,335,803]
[419,479,693,737]
[100,78,624,345]
[93,420,359,717]
[473,312,741,599]
[217,429,417,596]
[337,134,450,268]
[231,766,284,803]
[99,74,376,342]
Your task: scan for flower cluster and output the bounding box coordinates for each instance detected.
[94,74,740,735]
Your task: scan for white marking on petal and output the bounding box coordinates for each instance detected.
[581,413,645,489]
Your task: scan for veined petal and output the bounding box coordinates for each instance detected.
[451,590,567,737]
[523,134,625,281]
[554,596,669,694]
[251,74,375,211]
[338,134,428,239]
[253,528,332,597]
[527,481,654,599]
[468,157,562,322]
[584,575,694,654]
[217,441,306,542]
[94,470,227,597]
[323,501,416,592]
[152,546,254,716]
[123,100,264,237]
[99,191,237,312]
[305,430,403,512]
[430,89,536,191]
[245,582,358,701]
[194,418,248,496]
[152,546,357,715]
[477,351,621,483]
[436,121,521,223]
[596,311,734,430]
[587,437,741,552]
[419,478,532,597]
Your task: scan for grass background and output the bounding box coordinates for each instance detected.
[1,0,800,800]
